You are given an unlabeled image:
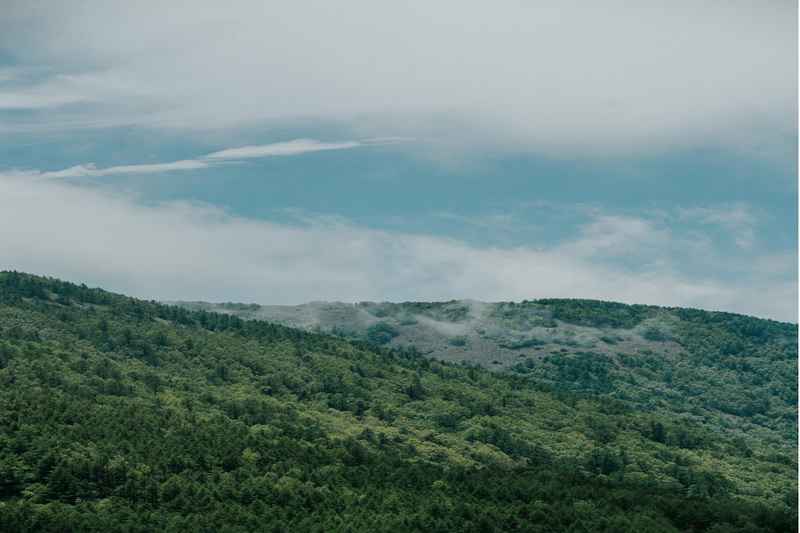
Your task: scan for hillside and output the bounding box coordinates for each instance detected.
[178,299,798,442]
[0,272,797,532]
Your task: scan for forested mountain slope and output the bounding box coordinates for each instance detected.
[180,298,798,447]
[0,272,797,532]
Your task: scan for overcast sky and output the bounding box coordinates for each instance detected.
[0,1,797,320]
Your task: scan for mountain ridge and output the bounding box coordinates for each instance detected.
[172,298,795,370]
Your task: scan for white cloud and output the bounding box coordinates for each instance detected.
[204,139,361,160]
[30,138,371,179]
[0,70,154,110]
[678,204,759,250]
[561,215,669,258]
[0,1,794,154]
[0,89,85,109]
[0,176,794,321]
[38,160,209,179]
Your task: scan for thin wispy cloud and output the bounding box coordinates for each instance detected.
[678,204,759,250]
[204,139,361,160]
[33,138,389,179]
[39,160,210,179]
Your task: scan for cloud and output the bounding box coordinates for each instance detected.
[562,215,669,258]
[0,89,85,109]
[31,138,371,179]
[0,1,795,155]
[0,176,794,321]
[204,139,361,160]
[39,160,210,179]
[678,204,759,250]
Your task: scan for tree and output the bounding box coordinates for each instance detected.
[406,373,426,400]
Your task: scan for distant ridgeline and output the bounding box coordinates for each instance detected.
[0,271,796,532]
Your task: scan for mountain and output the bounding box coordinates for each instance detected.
[1,272,797,532]
[177,298,797,441]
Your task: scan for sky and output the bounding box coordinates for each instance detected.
[0,1,797,321]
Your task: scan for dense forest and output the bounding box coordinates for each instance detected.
[0,272,796,532]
